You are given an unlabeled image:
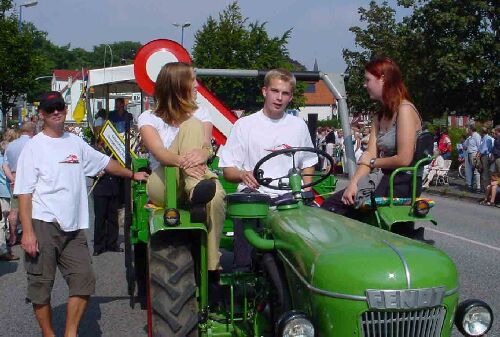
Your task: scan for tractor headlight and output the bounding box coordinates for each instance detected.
[276,311,314,337]
[413,199,430,217]
[163,208,180,227]
[455,299,493,336]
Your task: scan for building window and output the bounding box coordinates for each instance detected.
[304,83,316,93]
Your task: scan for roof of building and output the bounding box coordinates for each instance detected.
[53,69,89,81]
[303,81,336,106]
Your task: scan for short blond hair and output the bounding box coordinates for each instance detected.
[264,68,296,91]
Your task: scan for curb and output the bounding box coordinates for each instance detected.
[423,188,483,203]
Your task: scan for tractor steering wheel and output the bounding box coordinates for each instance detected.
[252,147,334,191]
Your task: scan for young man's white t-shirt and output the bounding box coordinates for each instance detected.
[218,110,318,196]
[137,108,210,171]
[13,132,110,231]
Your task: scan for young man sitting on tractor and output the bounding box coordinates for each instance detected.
[218,68,318,271]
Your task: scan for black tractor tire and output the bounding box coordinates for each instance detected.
[149,233,199,337]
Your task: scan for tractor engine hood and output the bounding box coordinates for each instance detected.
[268,206,458,297]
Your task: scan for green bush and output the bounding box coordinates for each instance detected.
[317,118,341,128]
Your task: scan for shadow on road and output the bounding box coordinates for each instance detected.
[51,295,130,337]
[0,260,19,277]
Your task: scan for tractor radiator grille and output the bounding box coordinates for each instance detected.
[360,307,446,337]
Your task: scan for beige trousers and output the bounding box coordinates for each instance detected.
[146,117,225,270]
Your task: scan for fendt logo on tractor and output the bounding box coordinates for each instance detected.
[125,39,493,337]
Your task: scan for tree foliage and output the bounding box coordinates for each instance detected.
[343,0,498,121]
[0,0,143,123]
[0,0,44,120]
[192,1,305,112]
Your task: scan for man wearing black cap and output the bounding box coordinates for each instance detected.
[13,91,148,337]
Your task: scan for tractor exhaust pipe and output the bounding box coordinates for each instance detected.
[262,253,291,312]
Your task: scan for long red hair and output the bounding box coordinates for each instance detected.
[365,57,411,120]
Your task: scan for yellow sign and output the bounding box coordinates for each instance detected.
[99,120,138,167]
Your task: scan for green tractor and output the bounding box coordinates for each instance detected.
[127,144,492,337]
[120,44,492,336]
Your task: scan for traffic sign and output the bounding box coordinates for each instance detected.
[133,39,237,144]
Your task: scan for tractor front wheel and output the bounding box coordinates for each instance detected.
[148,233,199,337]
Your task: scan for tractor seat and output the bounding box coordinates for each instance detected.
[226,192,271,204]
[360,197,435,209]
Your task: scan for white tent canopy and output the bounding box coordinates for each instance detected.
[87,65,139,98]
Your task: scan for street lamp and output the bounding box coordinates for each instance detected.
[103,44,113,68]
[172,22,191,46]
[18,1,38,31]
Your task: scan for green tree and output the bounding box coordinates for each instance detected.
[342,1,403,116]
[343,0,499,121]
[192,1,305,112]
[0,0,45,126]
[401,0,499,121]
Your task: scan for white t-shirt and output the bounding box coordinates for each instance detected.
[137,108,210,170]
[14,132,110,231]
[218,110,318,196]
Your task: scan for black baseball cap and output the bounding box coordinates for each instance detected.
[38,91,66,112]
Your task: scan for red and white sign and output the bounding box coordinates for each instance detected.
[134,39,237,144]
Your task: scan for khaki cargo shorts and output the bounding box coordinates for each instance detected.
[24,219,95,304]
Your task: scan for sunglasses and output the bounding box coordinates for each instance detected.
[44,102,66,113]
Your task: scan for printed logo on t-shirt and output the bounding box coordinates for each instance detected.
[60,154,80,164]
[265,144,293,156]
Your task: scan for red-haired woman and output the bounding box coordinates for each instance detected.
[322,57,423,224]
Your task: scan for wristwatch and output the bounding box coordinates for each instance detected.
[369,158,376,169]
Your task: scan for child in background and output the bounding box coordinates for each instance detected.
[479,172,499,206]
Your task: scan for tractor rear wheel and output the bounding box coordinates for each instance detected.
[149,233,199,337]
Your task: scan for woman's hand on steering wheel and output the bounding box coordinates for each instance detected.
[341,182,358,206]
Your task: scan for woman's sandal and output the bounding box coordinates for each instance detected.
[189,179,216,223]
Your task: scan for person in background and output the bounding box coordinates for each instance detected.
[14,91,148,337]
[0,140,18,261]
[492,125,500,173]
[463,125,481,192]
[93,108,107,131]
[3,122,36,246]
[108,97,133,134]
[478,127,494,192]
[436,126,452,160]
[422,148,445,188]
[479,172,498,206]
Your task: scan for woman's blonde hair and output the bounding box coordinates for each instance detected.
[154,62,198,124]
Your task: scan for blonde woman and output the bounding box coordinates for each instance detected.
[138,62,225,274]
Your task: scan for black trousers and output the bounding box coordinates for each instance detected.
[321,173,422,220]
[93,195,119,252]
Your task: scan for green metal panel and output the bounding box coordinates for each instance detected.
[269,206,458,293]
[377,206,437,230]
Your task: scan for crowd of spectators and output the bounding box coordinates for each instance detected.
[315,122,500,207]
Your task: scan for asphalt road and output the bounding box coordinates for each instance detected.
[0,190,498,336]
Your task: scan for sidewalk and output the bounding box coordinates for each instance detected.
[423,170,483,202]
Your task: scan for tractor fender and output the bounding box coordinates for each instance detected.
[148,209,207,237]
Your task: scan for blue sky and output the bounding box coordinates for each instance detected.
[18,0,410,73]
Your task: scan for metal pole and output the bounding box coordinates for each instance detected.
[18,5,22,31]
[320,72,356,178]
